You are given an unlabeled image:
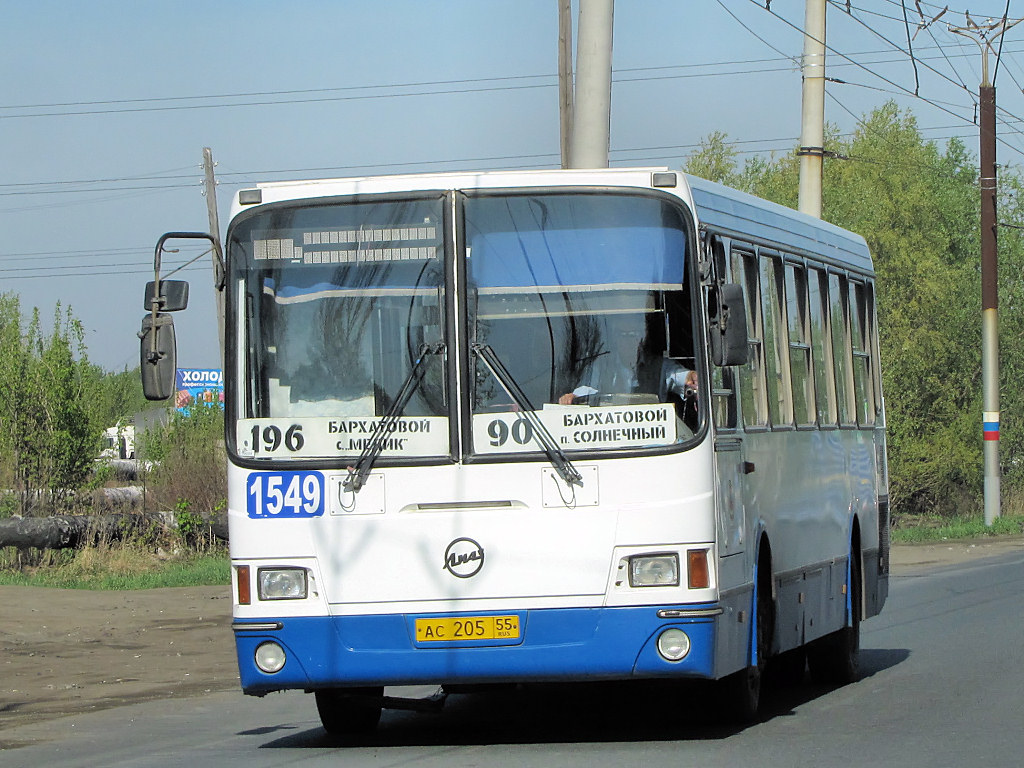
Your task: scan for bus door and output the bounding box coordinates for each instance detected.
[709,237,754,583]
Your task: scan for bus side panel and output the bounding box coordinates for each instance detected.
[712,581,754,679]
[738,429,876,655]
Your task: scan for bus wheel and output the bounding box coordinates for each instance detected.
[719,576,771,723]
[768,647,806,687]
[808,550,861,686]
[315,686,383,735]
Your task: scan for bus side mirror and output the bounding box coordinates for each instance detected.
[144,280,189,312]
[139,313,177,401]
[709,283,749,367]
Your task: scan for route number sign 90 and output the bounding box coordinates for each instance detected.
[247,471,325,518]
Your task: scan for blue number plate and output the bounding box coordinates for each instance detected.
[246,471,326,519]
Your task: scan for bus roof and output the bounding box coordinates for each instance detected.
[231,167,873,274]
[684,173,873,274]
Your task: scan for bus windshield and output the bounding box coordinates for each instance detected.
[227,190,697,462]
[465,192,697,454]
[228,196,450,461]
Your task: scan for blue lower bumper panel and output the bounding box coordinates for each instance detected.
[234,605,719,694]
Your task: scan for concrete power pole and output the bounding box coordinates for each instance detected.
[202,147,226,366]
[568,0,614,169]
[558,0,574,169]
[947,16,1021,526]
[798,0,826,218]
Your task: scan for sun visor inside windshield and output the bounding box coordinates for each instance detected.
[259,260,443,304]
[469,226,685,289]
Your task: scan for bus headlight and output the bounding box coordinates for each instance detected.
[629,554,679,587]
[257,567,308,600]
[657,629,691,661]
[255,641,286,673]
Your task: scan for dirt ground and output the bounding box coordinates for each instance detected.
[0,584,236,739]
[2,536,1022,742]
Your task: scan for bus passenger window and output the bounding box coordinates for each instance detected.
[829,273,856,425]
[712,367,738,430]
[733,250,767,428]
[760,254,792,427]
[849,281,875,426]
[809,268,837,426]
[786,264,815,426]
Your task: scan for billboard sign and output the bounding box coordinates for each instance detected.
[175,368,224,412]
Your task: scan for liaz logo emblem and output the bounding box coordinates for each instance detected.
[443,537,485,578]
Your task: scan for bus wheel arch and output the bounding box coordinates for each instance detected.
[807,521,862,685]
[753,534,775,669]
[718,532,774,723]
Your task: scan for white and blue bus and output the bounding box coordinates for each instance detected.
[141,167,889,730]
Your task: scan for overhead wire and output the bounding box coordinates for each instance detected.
[2,41,1021,122]
[993,0,1013,85]
[713,0,798,63]
[4,3,1022,223]
[755,0,1024,158]
[824,1,987,95]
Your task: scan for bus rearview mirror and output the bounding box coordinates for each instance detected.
[710,283,749,367]
[144,280,190,312]
[139,313,178,401]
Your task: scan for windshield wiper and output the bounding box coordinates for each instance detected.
[343,342,445,494]
[472,343,584,488]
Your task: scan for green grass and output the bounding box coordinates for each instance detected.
[0,547,229,590]
[892,513,1024,544]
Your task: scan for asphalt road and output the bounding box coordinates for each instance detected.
[3,546,1023,768]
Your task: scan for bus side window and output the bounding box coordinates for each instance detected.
[785,263,815,427]
[712,367,738,430]
[866,281,884,422]
[710,238,737,430]
[849,280,875,426]
[809,267,837,426]
[829,273,856,426]
[732,248,768,428]
[760,253,792,427]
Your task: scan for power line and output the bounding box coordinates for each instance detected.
[0,261,209,281]
[3,40,1023,122]
[827,1,979,96]
[714,0,797,63]
[0,244,208,263]
[751,0,1024,159]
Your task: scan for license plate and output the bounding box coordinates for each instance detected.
[415,615,520,643]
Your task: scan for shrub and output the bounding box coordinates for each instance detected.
[141,403,227,530]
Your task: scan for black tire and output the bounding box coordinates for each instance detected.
[768,647,807,687]
[315,686,383,735]
[808,550,861,686]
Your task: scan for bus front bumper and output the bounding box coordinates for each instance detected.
[232,604,723,695]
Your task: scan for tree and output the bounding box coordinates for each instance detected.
[824,104,981,515]
[81,363,149,432]
[38,304,96,508]
[0,294,101,515]
[684,130,743,187]
[992,169,1024,492]
[0,295,46,513]
[683,102,1001,515]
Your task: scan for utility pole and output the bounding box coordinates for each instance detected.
[558,0,574,169]
[568,0,614,169]
[201,147,226,366]
[798,0,826,218]
[947,15,1021,526]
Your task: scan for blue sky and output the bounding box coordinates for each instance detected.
[2,0,1022,371]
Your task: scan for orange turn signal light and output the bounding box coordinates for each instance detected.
[237,564,251,605]
[687,549,710,589]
